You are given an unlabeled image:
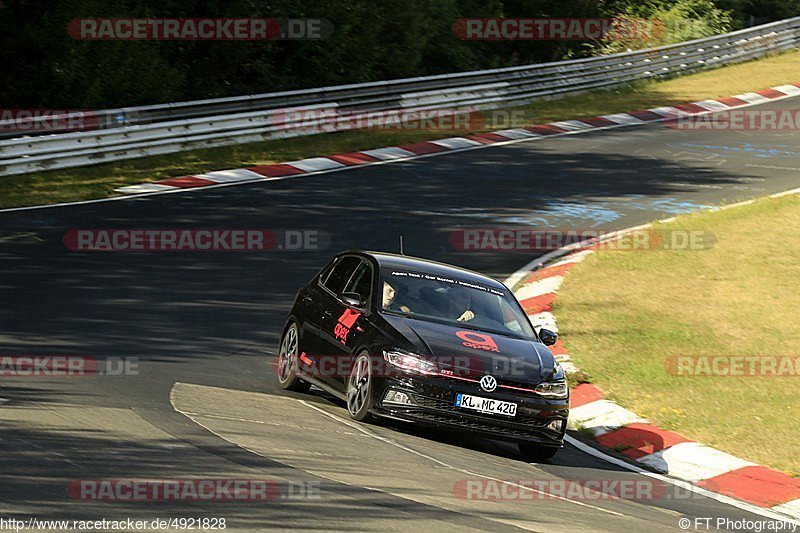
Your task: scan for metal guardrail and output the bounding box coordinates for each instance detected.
[2,16,800,176]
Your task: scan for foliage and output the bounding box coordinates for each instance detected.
[594,0,733,54]
[0,0,776,108]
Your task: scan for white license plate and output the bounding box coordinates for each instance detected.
[455,393,517,417]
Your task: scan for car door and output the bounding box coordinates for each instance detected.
[296,258,337,359]
[319,258,374,390]
[310,255,363,388]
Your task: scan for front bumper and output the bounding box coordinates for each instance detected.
[372,374,569,446]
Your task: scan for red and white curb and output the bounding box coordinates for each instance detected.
[114,82,800,196]
[507,189,800,521]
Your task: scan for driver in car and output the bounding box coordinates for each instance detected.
[382,281,412,313]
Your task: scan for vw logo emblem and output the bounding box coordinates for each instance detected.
[479,375,497,393]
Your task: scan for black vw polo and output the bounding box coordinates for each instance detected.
[276,251,569,461]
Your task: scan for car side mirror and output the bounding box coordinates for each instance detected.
[340,292,364,308]
[539,328,558,346]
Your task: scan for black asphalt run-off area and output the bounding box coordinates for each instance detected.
[1,97,799,531]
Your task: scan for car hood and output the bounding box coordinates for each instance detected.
[383,315,556,383]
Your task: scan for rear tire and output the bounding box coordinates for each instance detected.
[346,352,374,422]
[518,442,559,463]
[276,323,311,393]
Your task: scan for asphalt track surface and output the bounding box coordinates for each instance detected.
[2,96,800,532]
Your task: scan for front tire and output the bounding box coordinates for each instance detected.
[346,352,374,422]
[518,442,559,463]
[276,323,311,393]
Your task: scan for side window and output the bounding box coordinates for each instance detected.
[344,260,373,302]
[317,259,337,285]
[323,256,361,295]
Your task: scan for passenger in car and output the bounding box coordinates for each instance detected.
[451,288,475,322]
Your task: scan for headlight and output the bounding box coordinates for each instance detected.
[534,380,568,399]
[383,350,438,375]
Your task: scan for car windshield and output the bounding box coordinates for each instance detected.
[379,268,535,338]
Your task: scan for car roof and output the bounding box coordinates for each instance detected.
[345,250,508,291]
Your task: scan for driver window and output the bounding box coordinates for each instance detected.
[323,256,361,294]
[343,260,373,304]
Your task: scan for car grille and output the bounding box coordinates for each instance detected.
[409,395,555,438]
[406,408,551,439]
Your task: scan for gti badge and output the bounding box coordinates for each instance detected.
[479,374,497,393]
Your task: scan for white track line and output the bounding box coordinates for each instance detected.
[297,399,627,518]
[170,384,580,531]
[3,89,800,214]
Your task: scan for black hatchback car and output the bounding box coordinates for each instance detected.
[276,251,569,461]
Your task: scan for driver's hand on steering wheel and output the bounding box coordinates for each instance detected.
[457,310,475,322]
